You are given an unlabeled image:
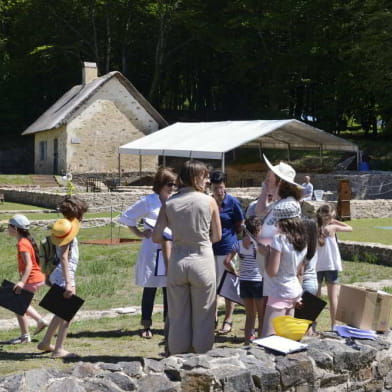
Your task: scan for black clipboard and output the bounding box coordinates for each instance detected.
[0,280,34,316]
[217,270,244,306]
[295,291,327,322]
[39,284,84,322]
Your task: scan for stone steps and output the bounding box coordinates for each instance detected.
[31,175,58,187]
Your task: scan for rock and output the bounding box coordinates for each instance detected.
[144,357,165,373]
[137,374,179,392]
[24,369,53,392]
[318,371,349,389]
[97,363,123,372]
[241,355,280,392]
[181,370,221,392]
[162,357,183,381]
[102,372,137,391]
[117,361,144,378]
[275,353,314,389]
[0,374,24,392]
[47,378,86,392]
[82,378,124,392]
[210,366,256,392]
[182,355,211,370]
[73,363,100,378]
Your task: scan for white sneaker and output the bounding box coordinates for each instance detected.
[7,334,31,344]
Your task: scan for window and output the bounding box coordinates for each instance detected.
[39,141,47,161]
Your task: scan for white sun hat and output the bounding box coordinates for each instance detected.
[263,154,303,188]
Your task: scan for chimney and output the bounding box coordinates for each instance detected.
[82,62,98,84]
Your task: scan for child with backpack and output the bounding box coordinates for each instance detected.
[7,214,47,344]
[224,216,265,344]
[316,204,352,330]
[37,196,88,358]
[258,201,307,337]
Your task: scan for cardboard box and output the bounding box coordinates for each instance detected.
[336,284,392,331]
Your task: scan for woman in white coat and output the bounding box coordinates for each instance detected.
[119,167,177,338]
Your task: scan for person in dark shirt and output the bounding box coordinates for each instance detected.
[211,170,244,334]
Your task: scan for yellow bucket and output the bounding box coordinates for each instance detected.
[272,316,313,341]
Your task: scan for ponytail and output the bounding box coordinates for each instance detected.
[17,228,40,262]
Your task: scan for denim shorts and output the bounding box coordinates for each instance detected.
[239,280,263,298]
[317,270,339,284]
[302,279,318,296]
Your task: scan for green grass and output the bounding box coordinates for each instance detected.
[0,175,34,186]
[0,202,44,211]
[338,218,392,245]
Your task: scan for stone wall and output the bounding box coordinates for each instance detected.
[339,240,392,267]
[1,332,392,391]
[227,170,392,200]
[2,187,392,219]
[301,200,392,220]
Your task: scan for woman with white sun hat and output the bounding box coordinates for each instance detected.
[251,155,304,336]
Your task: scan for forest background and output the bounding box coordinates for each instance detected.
[0,0,391,171]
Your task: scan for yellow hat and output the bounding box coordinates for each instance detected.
[51,218,80,246]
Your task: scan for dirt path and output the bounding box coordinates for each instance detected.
[0,305,164,331]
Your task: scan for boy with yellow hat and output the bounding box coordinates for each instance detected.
[37,196,88,358]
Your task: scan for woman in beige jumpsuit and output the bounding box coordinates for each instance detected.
[153,160,221,355]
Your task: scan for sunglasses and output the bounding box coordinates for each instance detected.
[8,224,15,228]
[166,182,176,187]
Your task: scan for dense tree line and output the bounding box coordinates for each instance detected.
[1,0,392,148]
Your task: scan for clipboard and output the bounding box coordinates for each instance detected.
[144,218,172,240]
[0,280,34,316]
[295,291,327,322]
[252,335,308,354]
[217,270,244,306]
[154,248,166,276]
[39,284,84,322]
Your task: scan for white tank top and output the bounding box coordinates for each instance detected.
[316,235,342,272]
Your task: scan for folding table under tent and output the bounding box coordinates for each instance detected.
[119,119,359,173]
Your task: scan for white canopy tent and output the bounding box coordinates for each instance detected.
[119,119,359,172]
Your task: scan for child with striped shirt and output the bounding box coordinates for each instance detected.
[224,217,265,344]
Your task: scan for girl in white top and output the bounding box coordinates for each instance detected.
[258,200,307,337]
[224,217,264,344]
[316,204,352,330]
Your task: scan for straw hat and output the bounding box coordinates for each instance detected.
[263,154,302,188]
[51,218,80,246]
[9,214,30,230]
[273,200,301,220]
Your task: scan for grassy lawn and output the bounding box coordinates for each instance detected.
[1,223,392,375]
[338,218,392,245]
[0,202,44,211]
[0,175,34,186]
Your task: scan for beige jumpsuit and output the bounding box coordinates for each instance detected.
[165,187,216,354]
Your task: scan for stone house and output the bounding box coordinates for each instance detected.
[22,63,167,175]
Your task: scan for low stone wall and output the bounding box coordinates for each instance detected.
[2,187,392,219]
[301,200,392,220]
[339,240,392,267]
[1,332,392,391]
[0,218,112,231]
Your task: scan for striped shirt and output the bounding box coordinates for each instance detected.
[233,240,262,282]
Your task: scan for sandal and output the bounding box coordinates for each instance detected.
[140,328,153,339]
[218,321,232,335]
